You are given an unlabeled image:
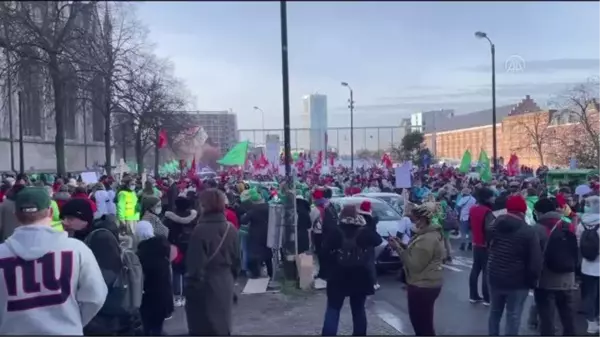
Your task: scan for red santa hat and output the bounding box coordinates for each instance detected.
[358,200,372,216]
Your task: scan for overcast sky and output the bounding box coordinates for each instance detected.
[136,1,599,135]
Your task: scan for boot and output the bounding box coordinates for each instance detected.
[467,242,473,251]
[587,320,600,334]
[459,242,466,251]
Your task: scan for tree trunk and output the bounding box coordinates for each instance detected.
[135,129,144,176]
[50,57,66,177]
[154,127,160,177]
[103,76,112,175]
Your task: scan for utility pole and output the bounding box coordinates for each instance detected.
[279,0,297,281]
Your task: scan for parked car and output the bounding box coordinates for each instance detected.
[329,196,403,269]
[354,192,404,216]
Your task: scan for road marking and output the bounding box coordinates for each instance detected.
[372,300,413,335]
[442,264,462,272]
[451,259,472,268]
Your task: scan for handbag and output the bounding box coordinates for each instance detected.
[197,222,232,284]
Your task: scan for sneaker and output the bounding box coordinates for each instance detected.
[180,297,186,306]
[374,283,381,291]
[165,314,173,320]
[587,320,600,334]
[174,297,183,307]
[314,278,327,289]
[469,297,482,304]
[482,301,490,306]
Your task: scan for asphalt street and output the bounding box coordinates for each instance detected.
[371,242,590,335]
[164,240,590,335]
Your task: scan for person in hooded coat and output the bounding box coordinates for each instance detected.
[185,188,240,336]
[93,182,117,220]
[53,184,71,212]
[135,221,174,335]
[163,196,198,307]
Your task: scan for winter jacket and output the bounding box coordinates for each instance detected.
[323,219,382,298]
[94,190,117,219]
[141,211,169,238]
[71,192,98,213]
[0,196,17,243]
[225,207,239,229]
[240,202,269,260]
[117,189,139,221]
[487,213,543,290]
[400,225,445,288]
[295,197,312,254]
[533,211,577,290]
[137,236,174,322]
[577,212,600,277]
[163,209,198,273]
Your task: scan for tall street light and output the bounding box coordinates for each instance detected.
[341,82,355,169]
[475,31,497,172]
[253,106,265,144]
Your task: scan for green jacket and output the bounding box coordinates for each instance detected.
[117,190,139,221]
[400,226,445,288]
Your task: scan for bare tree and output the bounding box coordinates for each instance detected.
[115,53,192,175]
[0,1,95,176]
[510,110,555,166]
[549,78,600,167]
[75,2,149,175]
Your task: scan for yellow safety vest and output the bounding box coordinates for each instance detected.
[118,190,139,221]
[50,200,64,232]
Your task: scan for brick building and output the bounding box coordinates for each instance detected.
[423,95,598,168]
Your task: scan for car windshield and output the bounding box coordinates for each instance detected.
[336,199,402,221]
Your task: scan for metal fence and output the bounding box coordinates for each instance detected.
[238,127,405,156]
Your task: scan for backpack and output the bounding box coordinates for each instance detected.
[442,207,459,231]
[543,221,578,274]
[579,224,600,261]
[336,228,368,268]
[85,228,144,316]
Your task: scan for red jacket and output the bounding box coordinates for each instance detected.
[225,207,239,229]
[71,193,98,213]
[469,204,492,247]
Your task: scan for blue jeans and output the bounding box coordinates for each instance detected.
[459,220,470,245]
[322,293,367,336]
[240,234,249,272]
[488,287,529,335]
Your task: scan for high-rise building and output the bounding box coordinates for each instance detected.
[187,110,238,154]
[302,94,328,155]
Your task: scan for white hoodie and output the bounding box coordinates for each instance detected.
[577,212,600,277]
[0,225,107,335]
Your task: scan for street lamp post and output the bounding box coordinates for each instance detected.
[253,106,265,144]
[475,31,497,172]
[341,82,354,169]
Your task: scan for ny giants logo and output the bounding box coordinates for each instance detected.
[0,251,74,311]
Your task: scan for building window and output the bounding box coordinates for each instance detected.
[19,55,43,137]
[91,76,105,142]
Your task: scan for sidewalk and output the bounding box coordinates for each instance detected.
[164,288,401,335]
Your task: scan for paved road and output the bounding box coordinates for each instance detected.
[164,241,589,335]
[372,246,589,335]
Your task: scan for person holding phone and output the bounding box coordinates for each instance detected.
[388,202,444,336]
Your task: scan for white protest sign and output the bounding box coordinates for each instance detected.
[81,171,98,185]
[395,161,412,188]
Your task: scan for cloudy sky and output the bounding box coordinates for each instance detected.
[136,1,599,134]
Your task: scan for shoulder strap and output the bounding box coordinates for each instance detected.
[206,222,231,264]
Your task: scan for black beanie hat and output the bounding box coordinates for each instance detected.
[60,198,94,225]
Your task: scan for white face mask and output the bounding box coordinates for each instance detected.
[129,185,136,190]
[154,206,162,214]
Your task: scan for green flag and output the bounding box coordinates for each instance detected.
[217,141,249,166]
[459,150,472,173]
[478,149,492,182]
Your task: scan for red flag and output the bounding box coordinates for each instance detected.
[187,156,197,177]
[329,152,335,166]
[158,129,168,148]
[381,153,393,169]
[507,154,520,176]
